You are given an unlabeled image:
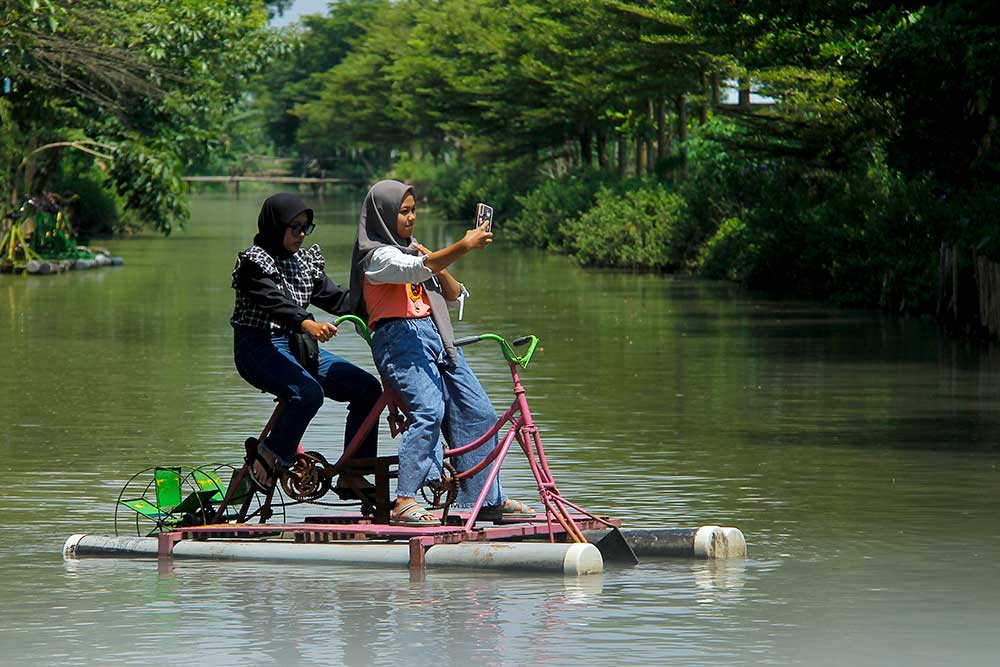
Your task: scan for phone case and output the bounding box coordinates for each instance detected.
[475,203,494,232]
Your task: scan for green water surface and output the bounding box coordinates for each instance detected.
[1,191,998,666]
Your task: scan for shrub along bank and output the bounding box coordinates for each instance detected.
[256,0,998,337]
[394,135,984,329]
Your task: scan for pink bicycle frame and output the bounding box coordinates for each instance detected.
[229,316,597,543]
[444,361,588,541]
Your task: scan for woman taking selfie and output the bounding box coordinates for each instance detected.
[349,180,535,525]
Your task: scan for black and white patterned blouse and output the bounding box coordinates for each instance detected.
[230,244,348,332]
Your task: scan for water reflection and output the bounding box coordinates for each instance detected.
[34,556,761,666]
[2,192,1000,665]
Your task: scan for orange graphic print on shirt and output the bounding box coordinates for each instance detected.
[363,279,432,326]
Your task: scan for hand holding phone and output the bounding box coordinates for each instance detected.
[475,202,494,233]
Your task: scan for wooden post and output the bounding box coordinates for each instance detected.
[408,537,427,570]
[370,455,398,526]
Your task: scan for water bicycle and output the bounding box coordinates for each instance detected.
[65,316,746,574]
[1,195,123,274]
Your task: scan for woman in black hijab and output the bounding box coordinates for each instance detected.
[231,192,381,492]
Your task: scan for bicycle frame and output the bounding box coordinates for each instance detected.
[213,376,410,525]
[442,354,588,540]
[223,315,604,544]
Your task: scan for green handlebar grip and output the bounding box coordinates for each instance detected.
[334,314,372,345]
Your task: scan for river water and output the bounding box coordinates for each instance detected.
[1,191,998,666]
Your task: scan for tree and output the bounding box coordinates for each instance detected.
[253,0,386,154]
[292,0,414,167]
[860,1,999,187]
[1,0,290,234]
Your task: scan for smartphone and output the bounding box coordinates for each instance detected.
[475,202,494,233]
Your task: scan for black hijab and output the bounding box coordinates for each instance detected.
[253,192,314,257]
[349,179,459,367]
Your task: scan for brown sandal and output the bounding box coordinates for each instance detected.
[390,500,438,526]
[244,438,278,492]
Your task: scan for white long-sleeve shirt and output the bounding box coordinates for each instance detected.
[364,246,434,285]
[364,246,469,318]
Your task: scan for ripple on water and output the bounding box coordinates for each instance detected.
[3,195,1000,665]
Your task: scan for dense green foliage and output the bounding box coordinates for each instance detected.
[243,0,997,328]
[510,170,619,252]
[1,0,290,234]
[572,185,687,270]
[5,0,996,331]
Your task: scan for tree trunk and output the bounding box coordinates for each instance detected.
[635,101,646,176]
[675,94,688,180]
[19,137,39,202]
[655,96,666,169]
[698,67,709,124]
[711,71,720,112]
[974,250,1000,337]
[646,100,656,176]
[596,129,608,170]
[580,129,593,168]
[634,135,643,177]
[617,136,627,177]
[738,78,751,110]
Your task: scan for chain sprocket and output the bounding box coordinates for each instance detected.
[280,451,332,502]
[420,460,459,509]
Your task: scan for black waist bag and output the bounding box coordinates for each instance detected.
[279,272,321,376]
[289,331,320,377]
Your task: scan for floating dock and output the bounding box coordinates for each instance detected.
[64,519,745,576]
[2,254,124,274]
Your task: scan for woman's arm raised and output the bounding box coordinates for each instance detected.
[413,242,462,301]
[421,220,492,274]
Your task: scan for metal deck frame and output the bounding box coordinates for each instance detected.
[158,513,620,569]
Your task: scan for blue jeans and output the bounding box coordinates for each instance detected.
[233,326,382,466]
[371,317,506,507]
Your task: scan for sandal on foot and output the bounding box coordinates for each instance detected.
[479,498,537,521]
[390,500,438,526]
[245,439,278,492]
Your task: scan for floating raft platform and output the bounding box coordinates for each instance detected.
[64,512,745,576]
[1,254,124,274]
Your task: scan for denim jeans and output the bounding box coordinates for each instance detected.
[234,326,382,466]
[371,316,506,507]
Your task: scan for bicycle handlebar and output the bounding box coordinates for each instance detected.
[455,332,540,368]
[333,314,372,345]
[332,316,539,368]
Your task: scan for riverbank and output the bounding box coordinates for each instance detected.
[392,144,1000,341]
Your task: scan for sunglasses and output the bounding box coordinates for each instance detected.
[287,222,316,236]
